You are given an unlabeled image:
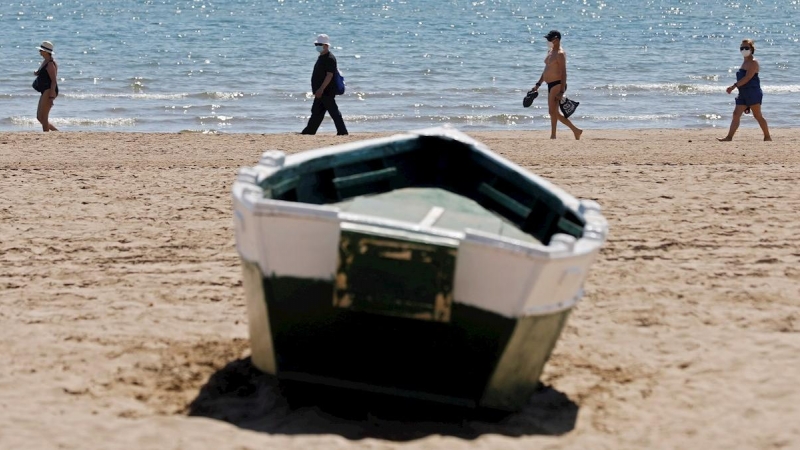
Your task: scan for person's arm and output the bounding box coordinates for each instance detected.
[316,58,336,98]
[727,61,758,94]
[46,62,58,99]
[34,61,46,76]
[532,69,545,92]
[559,53,567,94]
[316,72,334,98]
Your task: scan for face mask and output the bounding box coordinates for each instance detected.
[547,41,554,50]
[316,46,324,53]
[741,49,751,57]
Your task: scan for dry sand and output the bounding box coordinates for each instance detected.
[1,128,798,449]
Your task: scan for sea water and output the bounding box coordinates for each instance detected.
[1,0,798,133]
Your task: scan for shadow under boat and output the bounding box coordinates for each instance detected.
[187,357,578,441]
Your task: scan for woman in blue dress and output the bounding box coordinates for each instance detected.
[718,39,771,141]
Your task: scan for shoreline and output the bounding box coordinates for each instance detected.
[2,128,798,449]
[0,123,788,136]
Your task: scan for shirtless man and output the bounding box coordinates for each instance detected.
[532,30,582,140]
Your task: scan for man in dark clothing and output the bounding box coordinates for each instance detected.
[301,34,348,135]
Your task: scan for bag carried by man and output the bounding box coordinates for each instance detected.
[333,69,346,95]
[559,96,580,118]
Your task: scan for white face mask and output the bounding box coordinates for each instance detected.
[547,41,554,50]
[741,49,751,57]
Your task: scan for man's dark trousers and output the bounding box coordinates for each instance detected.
[301,95,348,135]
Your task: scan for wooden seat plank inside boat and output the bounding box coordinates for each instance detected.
[334,187,539,243]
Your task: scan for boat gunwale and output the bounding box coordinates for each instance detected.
[234,193,605,262]
[236,127,605,246]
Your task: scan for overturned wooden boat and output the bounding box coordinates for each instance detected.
[232,126,607,411]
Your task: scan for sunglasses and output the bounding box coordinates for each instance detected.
[740,46,751,50]
[314,43,324,47]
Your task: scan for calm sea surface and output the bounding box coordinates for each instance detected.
[1,0,798,133]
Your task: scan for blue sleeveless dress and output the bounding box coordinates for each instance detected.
[735,69,762,107]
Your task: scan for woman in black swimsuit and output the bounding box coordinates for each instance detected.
[34,41,59,132]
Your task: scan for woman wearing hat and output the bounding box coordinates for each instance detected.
[33,41,59,132]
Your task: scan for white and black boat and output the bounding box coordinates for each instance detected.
[232,126,607,411]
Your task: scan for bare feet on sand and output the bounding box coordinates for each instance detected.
[718,136,771,142]
[551,129,583,140]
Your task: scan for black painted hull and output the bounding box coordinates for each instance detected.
[244,262,572,410]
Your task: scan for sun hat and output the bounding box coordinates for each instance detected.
[314,34,330,46]
[544,30,561,41]
[37,41,54,54]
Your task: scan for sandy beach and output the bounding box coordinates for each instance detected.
[1,128,798,449]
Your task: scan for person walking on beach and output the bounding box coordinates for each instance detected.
[531,30,582,140]
[300,34,348,136]
[33,41,59,132]
[718,39,771,141]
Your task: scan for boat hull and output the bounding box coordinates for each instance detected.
[242,259,572,410]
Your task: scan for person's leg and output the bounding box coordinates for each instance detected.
[37,94,57,132]
[301,98,326,135]
[718,105,747,141]
[47,110,58,131]
[748,104,771,141]
[548,84,582,140]
[547,88,560,139]
[322,96,348,135]
[51,88,59,130]
[556,108,582,140]
[37,94,46,131]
